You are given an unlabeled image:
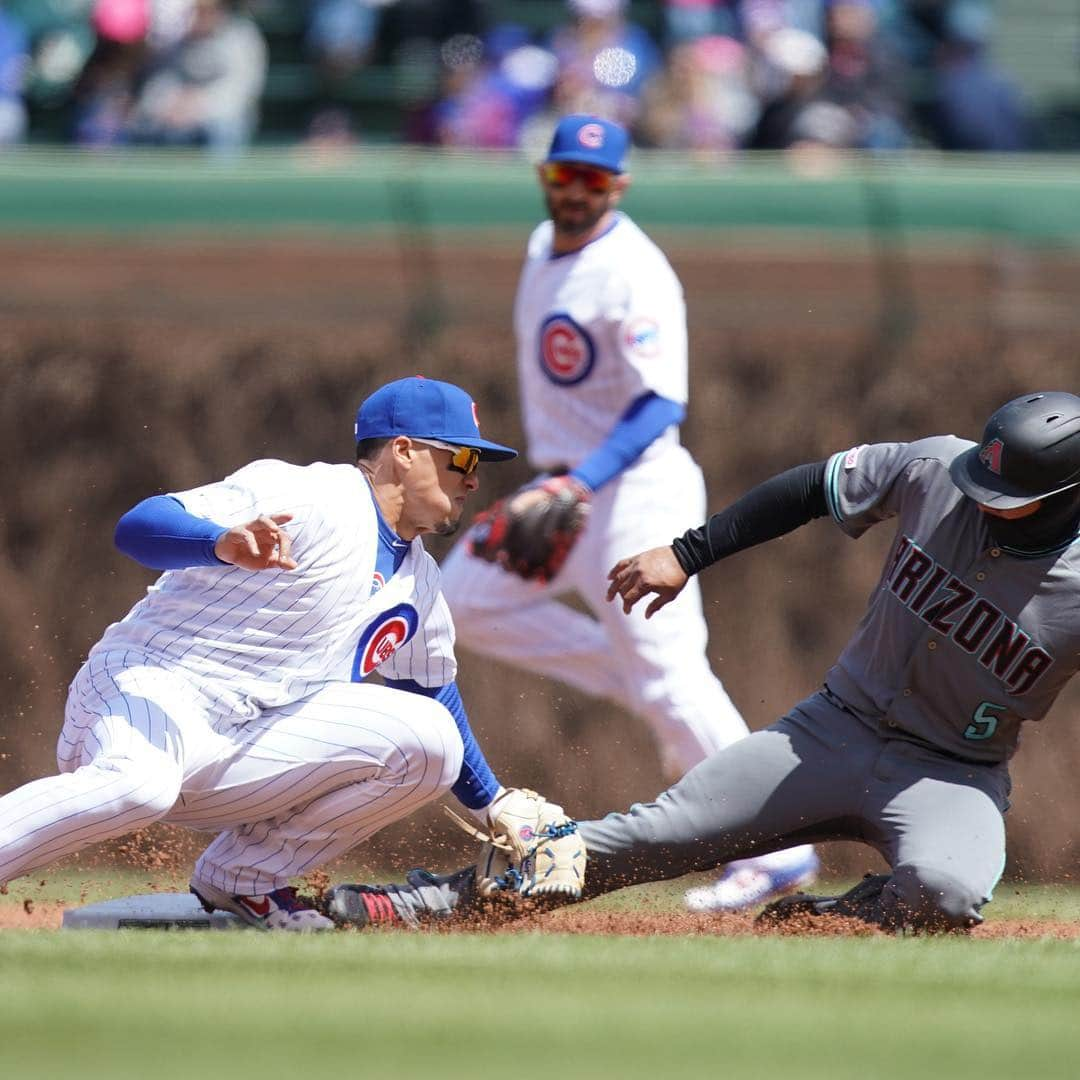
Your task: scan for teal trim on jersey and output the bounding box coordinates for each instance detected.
[824,452,846,525]
[998,530,1080,560]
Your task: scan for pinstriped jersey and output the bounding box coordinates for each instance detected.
[90,459,456,717]
[822,436,1080,763]
[514,212,688,471]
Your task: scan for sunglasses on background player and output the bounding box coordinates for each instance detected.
[411,438,481,475]
[542,162,618,194]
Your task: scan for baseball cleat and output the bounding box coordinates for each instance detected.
[190,880,335,932]
[754,892,834,924]
[684,848,821,913]
[755,873,892,927]
[322,883,402,929]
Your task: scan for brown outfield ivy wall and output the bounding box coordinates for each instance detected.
[0,234,1077,882]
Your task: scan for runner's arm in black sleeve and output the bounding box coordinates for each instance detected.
[671,461,829,576]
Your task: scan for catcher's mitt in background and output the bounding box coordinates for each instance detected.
[469,474,590,583]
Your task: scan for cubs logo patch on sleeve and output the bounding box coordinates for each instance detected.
[351,603,420,680]
[538,313,596,385]
[623,317,660,358]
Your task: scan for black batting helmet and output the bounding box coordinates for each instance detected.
[949,391,1080,509]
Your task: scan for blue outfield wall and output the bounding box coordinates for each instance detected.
[2,149,1080,242]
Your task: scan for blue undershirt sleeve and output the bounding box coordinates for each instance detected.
[569,391,686,492]
[381,678,502,810]
[114,494,228,570]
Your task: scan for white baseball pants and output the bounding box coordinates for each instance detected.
[0,658,462,894]
[441,445,748,780]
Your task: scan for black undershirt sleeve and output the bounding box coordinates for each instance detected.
[671,460,830,576]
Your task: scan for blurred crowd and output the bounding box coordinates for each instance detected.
[0,0,267,152]
[0,0,1034,155]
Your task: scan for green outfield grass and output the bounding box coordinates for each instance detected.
[2,873,1079,1080]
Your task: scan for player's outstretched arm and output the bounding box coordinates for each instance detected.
[214,513,297,571]
[606,546,689,618]
[608,460,833,620]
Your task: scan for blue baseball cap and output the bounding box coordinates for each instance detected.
[546,114,629,174]
[354,376,517,461]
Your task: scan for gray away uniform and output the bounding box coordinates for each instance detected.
[356,436,1080,931]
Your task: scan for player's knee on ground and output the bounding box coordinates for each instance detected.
[885,863,986,932]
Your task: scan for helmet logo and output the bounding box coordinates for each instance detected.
[979,438,1004,476]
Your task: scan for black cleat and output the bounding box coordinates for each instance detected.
[756,873,891,926]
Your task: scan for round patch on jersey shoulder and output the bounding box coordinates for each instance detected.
[538,313,596,385]
[623,316,661,358]
[353,603,420,678]
[371,571,386,594]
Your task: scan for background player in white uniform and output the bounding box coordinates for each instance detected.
[0,376,553,930]
[439,114,817,911]
[329,390,1080,933]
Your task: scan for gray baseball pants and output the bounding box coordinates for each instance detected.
[380,689,1011,931]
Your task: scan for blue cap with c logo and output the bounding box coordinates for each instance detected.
[546,114,630,174]
[354,376,517,461]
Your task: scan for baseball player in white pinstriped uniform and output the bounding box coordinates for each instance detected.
[438,114,817,912]
[0,376,557,930]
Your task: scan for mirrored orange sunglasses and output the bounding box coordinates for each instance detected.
[412,438,481,475]
[542,162,617,194]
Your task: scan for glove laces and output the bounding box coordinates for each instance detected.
[441,806,579,853]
